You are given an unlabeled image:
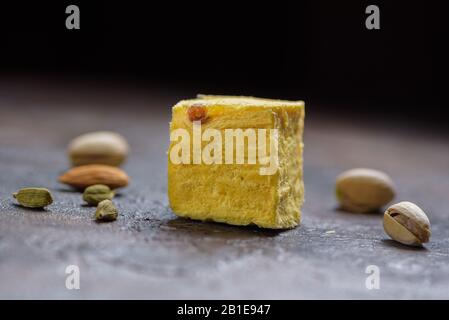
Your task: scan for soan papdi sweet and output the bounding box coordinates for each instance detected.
[168,95,305,229]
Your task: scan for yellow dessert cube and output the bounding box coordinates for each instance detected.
[168,95,305,229]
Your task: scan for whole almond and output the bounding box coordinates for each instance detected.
[68,131,129,167]
[58,164,129,190]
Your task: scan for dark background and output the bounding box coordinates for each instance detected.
[0,1,447,124]
[1,1,449,300]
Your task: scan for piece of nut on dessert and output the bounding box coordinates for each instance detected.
[168,95,305,229]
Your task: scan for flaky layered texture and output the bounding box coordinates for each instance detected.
[168,95,305,229]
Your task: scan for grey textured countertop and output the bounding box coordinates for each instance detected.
[1,80,448,299]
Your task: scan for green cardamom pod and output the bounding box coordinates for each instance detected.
[95,199,118,221]
[13,187,53,208]
[83,184,114,205]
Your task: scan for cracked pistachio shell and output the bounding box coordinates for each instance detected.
[336,168,395,213]
[383,201,431,246]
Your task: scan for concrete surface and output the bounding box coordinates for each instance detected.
[0,80,448,299]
